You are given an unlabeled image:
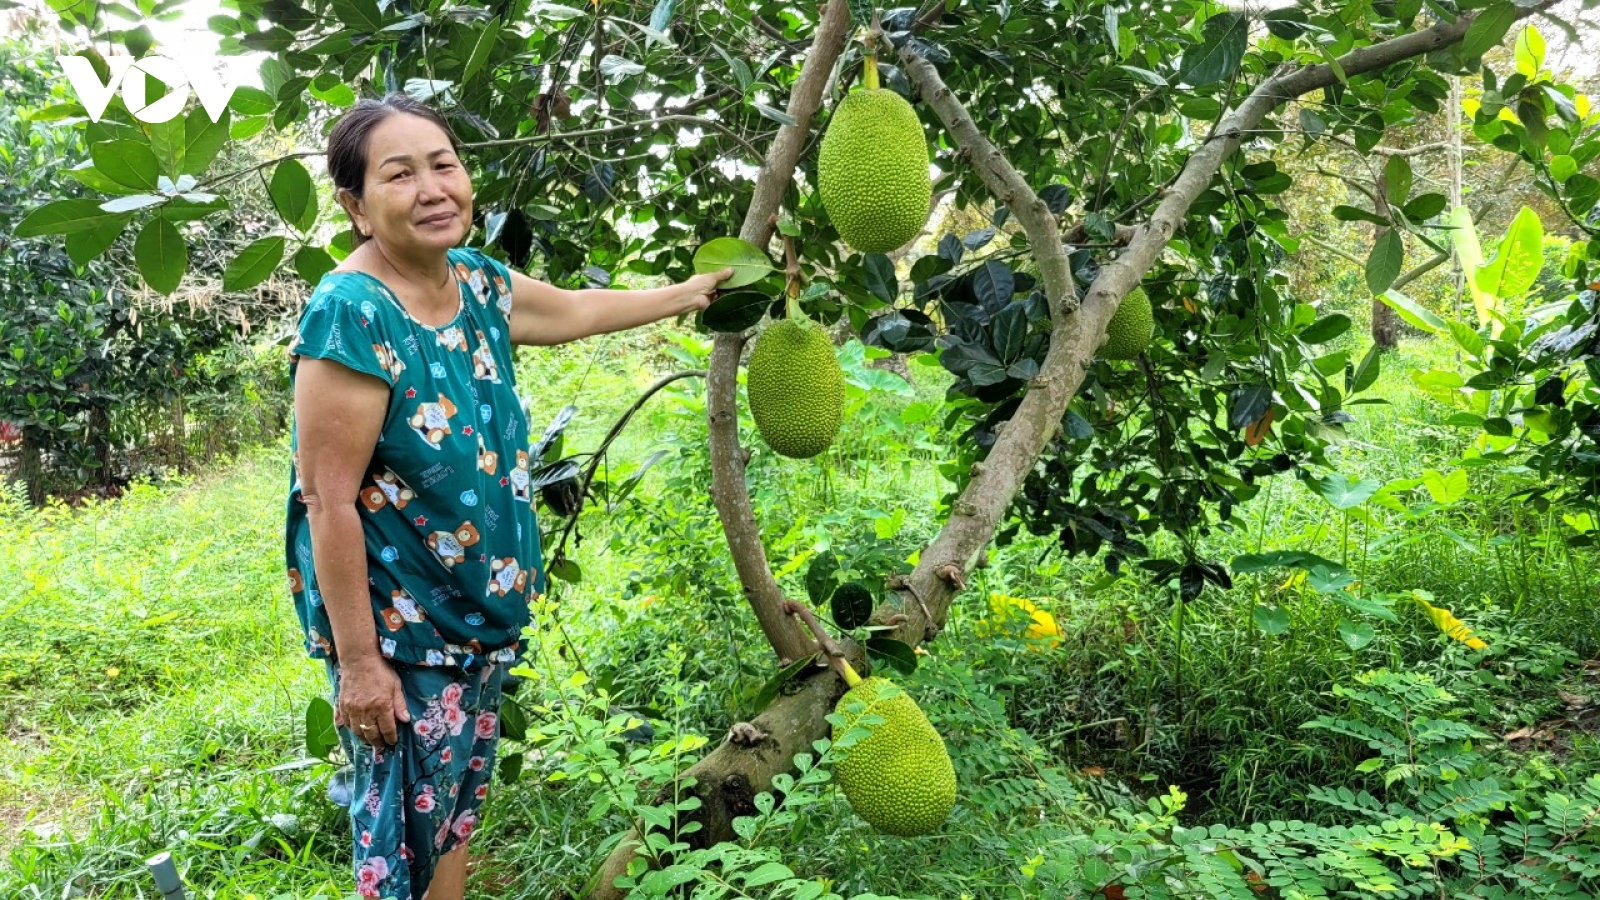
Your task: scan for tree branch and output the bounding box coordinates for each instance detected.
[583,5,854,895]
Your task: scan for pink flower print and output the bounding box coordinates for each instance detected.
[356,856,389,898]
[415,786,437,814]
[442,682,464,709]
[435,817,452,850]
[444,706,468,736]
[364,785,382,817]
[371,746,385,765]
[475,784,489,800]
[441,746,453,764]
[450,783,460,798]
[360,830,373,848]
[453,811,478,842]
[475,711,498,740]
[400,844,413,862]
[468,756,486,772]
[415,719,435,740]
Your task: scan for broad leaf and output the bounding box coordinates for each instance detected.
[270,159,318,233]
[1253,604,1291,636]
[1475,206,1543,300]
[1365,229,1404,294]
[1178,12,1247,87]
[701,291,769,332]
[15,199,122,236]
[1308,473,1381,510]
[224,237,287,292]
[692,237,772,289]
[1462,2,1517,60]
[1300,313,1351,344]
[1379,289,1447,335]
[865,637,917,675]
[305,697,337,760]
[830,582,874,631]
[1337,618,1376,650]
[134,217,187,295]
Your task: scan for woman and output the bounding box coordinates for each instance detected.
[284,94,731,900]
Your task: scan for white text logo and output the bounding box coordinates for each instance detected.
[57,55,240,124]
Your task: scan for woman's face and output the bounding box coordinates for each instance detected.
[349,113,472,254]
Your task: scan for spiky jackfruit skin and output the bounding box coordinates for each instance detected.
[1101,286,1154,361]
[818,89,932,253]
[831,677,957,837]
[746,317,844,459]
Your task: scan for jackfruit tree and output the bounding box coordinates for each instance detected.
[23,0,1600,895]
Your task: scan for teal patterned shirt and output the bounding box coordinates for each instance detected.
[284,247,546,668]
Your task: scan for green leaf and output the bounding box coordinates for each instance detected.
[463,22,501,85]
[1253,604,1290,636]
[498,750,523,783]
[700,291,769,333]
[1514,25,1544,77]
[1365,229,1404,294]
[1338,618,1376,650]
[830,582,874,631]
[1448,320,1485,358]
[1229,384,1273,430]
[864,253,897,304]
[305,697,337,760]
[1462,2,1517,60]
[1448,206,1495,326]
[1383,156,1412,206]
[1300,313,1351,344]
[1475,206,1543,300]
[1422,468,1469,505]
[14,199,123,237]
[865,637,918,676]
[135,218,187,295]
[1178,12,1247,87]
[64,214,132,264]
[499,698,527,741]
[549,558,582,584]
[294,245,337,285]
[270,159,318,233]
[229,86,276,116]
[805,553,839,606]
[183,108,231,176]
[1550,155,1578,183]
[1333,205,1390,227]
[92,140,161,191]
[1351,344,1382,393]
[743,863,795,889]
[224,237,287,291]
[332,0,383,31]
[1401,193,1448,221]
[146,116,185,179]
[1379,289,1447,335]
[1309,473,1381,510]
[750,653,817,713]
[692,237,773,289]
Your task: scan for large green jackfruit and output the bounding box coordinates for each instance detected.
[831,676,957,837]
[1101,286,1154,361]
[746,317,844,459]
[817,89,932,253]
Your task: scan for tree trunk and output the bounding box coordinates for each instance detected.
[1372,169,1400,351]
[88,405,114,488]
[18,431,45,506]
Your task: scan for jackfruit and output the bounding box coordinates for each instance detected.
[832,675,957,837]
[746,317,844,459]
[1101,286,1154,361]
[977,593,1063,650]
[818,88,932,253]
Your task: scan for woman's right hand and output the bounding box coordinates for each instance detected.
[335,656,412,746]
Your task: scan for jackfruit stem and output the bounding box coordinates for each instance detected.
[863,49,879,92]
[783,599,860,686]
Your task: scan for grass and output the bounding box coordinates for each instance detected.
[3,327,1598,898]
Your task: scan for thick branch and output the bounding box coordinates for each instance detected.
[895,39,1074,320]
[705,0,853,670]
[584,6,853,896]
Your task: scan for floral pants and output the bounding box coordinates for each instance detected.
[328,659,506,899]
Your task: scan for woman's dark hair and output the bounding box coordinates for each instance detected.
[326,93,463,247]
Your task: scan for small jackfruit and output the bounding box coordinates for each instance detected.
[818,89,932,253]
[832,676,957,837]
[1101,286,1154,361]
[746,317,844,458]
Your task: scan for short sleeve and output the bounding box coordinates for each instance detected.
[290,280,400,387]
[454,247,516,334]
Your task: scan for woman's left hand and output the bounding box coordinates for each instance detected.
[680,267,735,313]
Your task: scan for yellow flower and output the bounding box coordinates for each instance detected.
[1413,591,1489,651]
[979,593,1063,650]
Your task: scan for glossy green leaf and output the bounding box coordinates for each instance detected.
[1462,2,1517,60]
[1475,206,1543,300]
[64,214,132,265]
[1383,156,1412,206]
[1253,604,1290,636]
[270,159,318,233]
[224,237,287,291]
[134,217,187,295]
[332,0,383,31]
[1448,206,1495,327]
[1379,289,1447,335]
[463,22,501,85]
[183,108,231,175]
[1300,313,1351,344]
[865,637,918,676]
[1337,618,1376,650]
[294,245,337,285]
[92,140,161,191]
[1178,12,1247,87]
[1365,230,1404,295]
[1514,25,1544,77]
[14,199,122,236]
[1309,473,1381,510]
[692,237,773,289]
[305,697,337,760]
